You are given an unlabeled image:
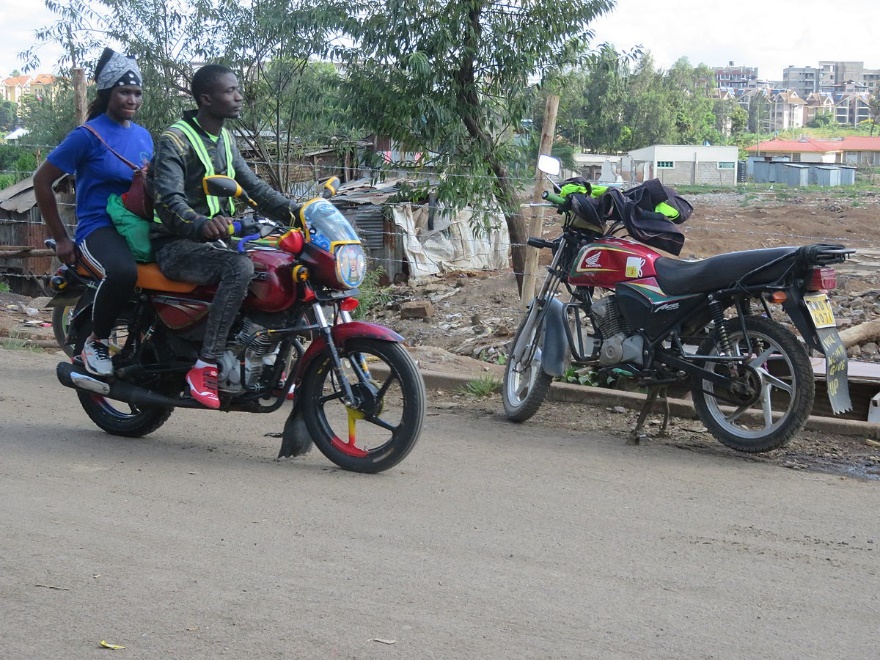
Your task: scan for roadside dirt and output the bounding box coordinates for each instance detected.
[3,189,880,478]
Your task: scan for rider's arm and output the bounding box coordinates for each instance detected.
[230,148,298,225]
[34,158,77,265]
[148,129,213,241]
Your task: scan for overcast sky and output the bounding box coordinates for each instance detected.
[590,0,879,81]
[2,0,878,82]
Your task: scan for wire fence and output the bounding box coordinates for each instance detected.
[3,160,879,290]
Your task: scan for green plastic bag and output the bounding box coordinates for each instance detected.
[107,193,154,262]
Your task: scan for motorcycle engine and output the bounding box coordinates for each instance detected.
[217,318,283,393]
[591,295,644,367]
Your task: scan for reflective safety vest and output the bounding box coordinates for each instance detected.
[172,119,236,217]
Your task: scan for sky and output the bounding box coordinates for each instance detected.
[589,0,879,82]
[1,0,878,81]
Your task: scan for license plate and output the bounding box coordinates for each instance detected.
[804,293,836,329]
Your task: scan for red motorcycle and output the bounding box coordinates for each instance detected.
[48,176,425,473]
[503,157,853,453]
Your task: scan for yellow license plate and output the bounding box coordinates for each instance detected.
[804,293,836,329]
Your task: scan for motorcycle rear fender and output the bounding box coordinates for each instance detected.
[781,292,822,354]
[541,297,571,377]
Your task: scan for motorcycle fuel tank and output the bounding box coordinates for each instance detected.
[244,249,298,313]
[568,237,662,289]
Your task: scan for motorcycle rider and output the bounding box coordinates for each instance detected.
[35,48,152,377]
[148,64,299,408]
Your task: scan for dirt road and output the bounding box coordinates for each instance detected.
[2,347,879,658]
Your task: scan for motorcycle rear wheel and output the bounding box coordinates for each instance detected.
[691,315,814,453]
[503,302,553,422]
[74,318,173,438]
[52,305,76,357]
[300,338,426,473]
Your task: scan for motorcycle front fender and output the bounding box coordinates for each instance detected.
[280,321,404,458]
[541,297,571,378]
[292,321,404,384]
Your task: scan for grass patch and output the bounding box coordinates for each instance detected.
[458,373,502,398]
[354,265,392,319]
[0,332,43,352]
[0,280,10,293]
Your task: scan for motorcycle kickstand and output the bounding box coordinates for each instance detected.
[628,385,670,445]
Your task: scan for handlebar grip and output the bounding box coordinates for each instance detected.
[542,192,566,206]
[527,237,556,250]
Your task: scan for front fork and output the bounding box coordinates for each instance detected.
[512,239,567,367]
[312,302,358,406]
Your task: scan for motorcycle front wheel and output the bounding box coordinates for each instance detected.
[74,317,173,438]
[300,338,426,473]
[503,301,553,422]
[691,315,814,453]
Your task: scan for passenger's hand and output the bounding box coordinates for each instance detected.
[55,236,76,265]
[202,215,233,240]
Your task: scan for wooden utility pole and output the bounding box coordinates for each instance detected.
[73,68,87,125]
[520,94,559,304]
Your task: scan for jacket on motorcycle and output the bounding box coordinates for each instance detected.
[148,110,295,249]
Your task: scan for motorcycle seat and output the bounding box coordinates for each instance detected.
[136,263,197,293]
[654,247,799,295]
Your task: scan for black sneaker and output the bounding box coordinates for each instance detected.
[81,338,113,377]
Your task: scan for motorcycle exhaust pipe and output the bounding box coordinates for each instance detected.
[56,361,201,409]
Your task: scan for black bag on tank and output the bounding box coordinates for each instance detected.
[600,188,685,256]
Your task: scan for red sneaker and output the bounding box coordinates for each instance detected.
[186,364,220,409]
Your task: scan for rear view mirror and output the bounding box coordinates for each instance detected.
[537,155,561,177]
[203,175,242,199]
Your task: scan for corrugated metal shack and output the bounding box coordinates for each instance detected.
[0,175,74,296]
[331,178,407,282]
[331,178,510,283]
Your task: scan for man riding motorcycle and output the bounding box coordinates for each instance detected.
[148,63,299,408]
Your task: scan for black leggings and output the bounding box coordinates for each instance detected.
[78,226,138,339]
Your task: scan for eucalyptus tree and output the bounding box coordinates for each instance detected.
[338,0,615,288]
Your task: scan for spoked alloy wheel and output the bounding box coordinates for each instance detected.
[691,315,814,453]
[503,303,552,422]
[74,317,172,438]
[300,339,426,473]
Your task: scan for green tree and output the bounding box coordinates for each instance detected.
[340,0,615,288]
[807,110,835,129]
[620,52,676,149]
[867,93,880,137]
[18,82,78,147]
[0,101,17,132]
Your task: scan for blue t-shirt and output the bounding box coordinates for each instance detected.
[47,113,153,244]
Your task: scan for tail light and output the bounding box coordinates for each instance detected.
[807,267,837,292]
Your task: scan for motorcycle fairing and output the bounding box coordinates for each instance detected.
[616,279,707,341]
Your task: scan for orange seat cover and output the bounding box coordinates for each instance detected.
[136,263,197,293]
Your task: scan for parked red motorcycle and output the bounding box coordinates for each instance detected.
[48,176,425,473]
[503,156,853,453]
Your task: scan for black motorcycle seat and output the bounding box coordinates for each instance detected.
[654,247,798,295]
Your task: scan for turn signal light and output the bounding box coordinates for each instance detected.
[339,297,359,312]
[807,267,837,292]
[292,265,309,282]
[768,291,787,303]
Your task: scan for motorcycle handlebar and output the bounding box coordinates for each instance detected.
[542,191,566,206]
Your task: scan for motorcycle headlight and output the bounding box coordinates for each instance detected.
[335,243,367,288]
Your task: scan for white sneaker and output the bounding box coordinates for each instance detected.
[81,338,113,376]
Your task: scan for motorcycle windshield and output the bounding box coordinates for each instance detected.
[302,199,360,244]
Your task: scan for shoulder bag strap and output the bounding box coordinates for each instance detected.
[80,123,138,171]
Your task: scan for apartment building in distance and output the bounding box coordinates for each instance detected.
[0,73,57,104]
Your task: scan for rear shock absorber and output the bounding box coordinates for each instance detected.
[707,295,736,371]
